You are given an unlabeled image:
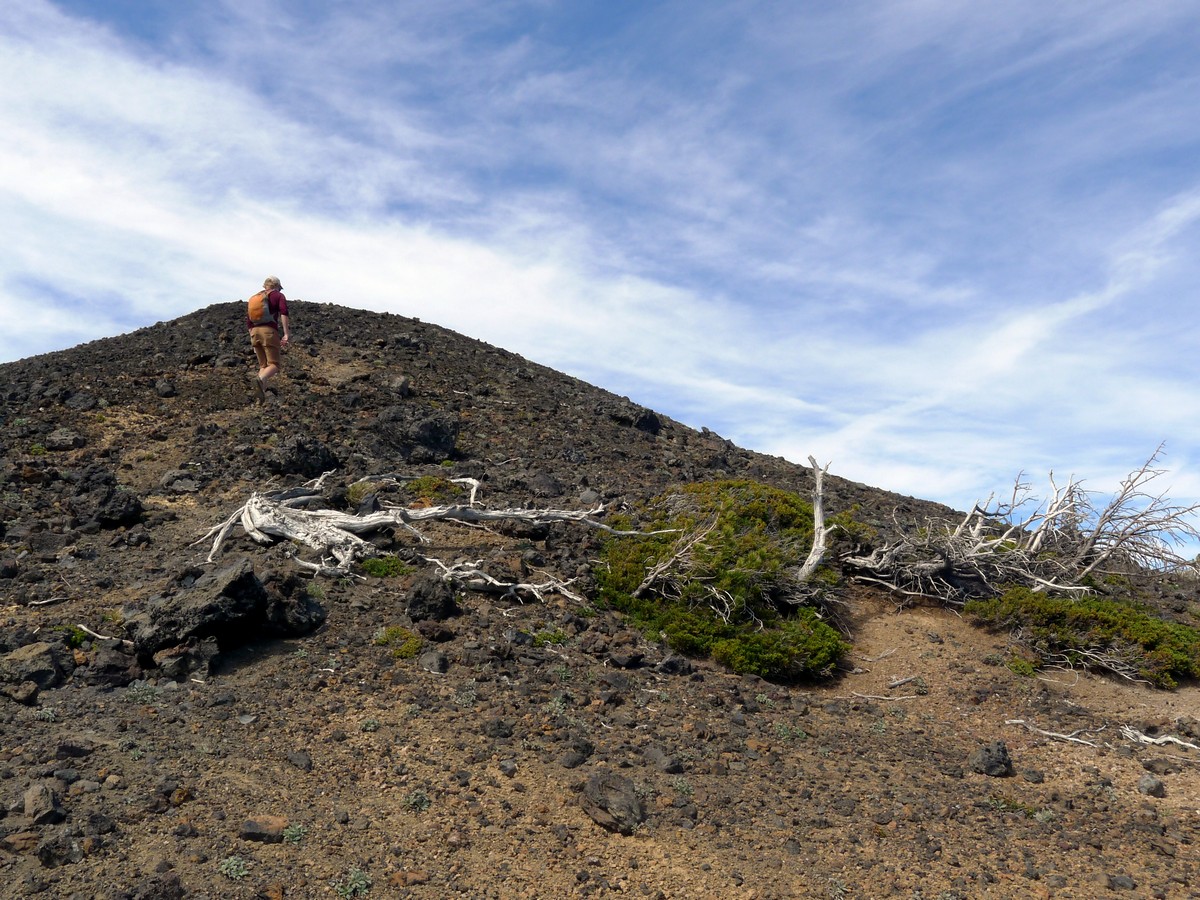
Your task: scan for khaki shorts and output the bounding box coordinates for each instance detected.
[250,327,281,369]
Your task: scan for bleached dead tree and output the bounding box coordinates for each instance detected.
[793,456,837,587]
[193,472,672,600]
[843,445,1200,604]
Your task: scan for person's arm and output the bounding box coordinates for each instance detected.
[279,313,290,346]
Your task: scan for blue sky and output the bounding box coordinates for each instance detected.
[3,0,1200,519]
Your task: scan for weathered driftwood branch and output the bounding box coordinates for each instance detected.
[633,517,717,599]
[422,557,586,604]
[794,456,836,587]
[1119,725,1200,751]
[1006,719,1105,747]
[349,473,484,506]
[196,492,657,568]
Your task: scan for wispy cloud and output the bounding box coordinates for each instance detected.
[4,0,1200,516]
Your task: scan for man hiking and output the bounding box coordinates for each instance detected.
[247,276,290,403]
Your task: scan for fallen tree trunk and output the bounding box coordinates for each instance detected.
[194,478,670,587]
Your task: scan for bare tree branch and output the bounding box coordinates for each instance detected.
[842,446,1200,604]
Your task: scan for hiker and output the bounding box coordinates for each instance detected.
[247,276,290,402]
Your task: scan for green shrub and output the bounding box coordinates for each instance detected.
[1005,655,1038,677]
[55,625,89,649]
[373,626,423,659]
[966,586,1200,688]
[597,480,850,681]
[710,613,846,680]
[361,555,413,578]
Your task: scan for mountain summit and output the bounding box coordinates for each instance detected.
[1,302,1197,898]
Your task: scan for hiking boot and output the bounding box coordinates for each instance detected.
[251,376,266,404]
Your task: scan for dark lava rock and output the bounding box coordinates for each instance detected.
[968,741,1014,777]
[268,435,340,478]
[128,558,326,660]
[373,405,459,463]
[1137,774,1166,797]
[0,642,69,690]
[580,771,646,835]
[79,640,143,687]
[406,571,458,622]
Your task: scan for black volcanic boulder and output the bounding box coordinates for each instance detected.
[68,464,143,528]
[580,771,646,835]
[267,436,340,478]
[128,558,326,663]
[968,741,1014,777]
[406,571,458,622]
[373,405,458,463]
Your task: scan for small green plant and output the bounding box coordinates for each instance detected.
[671,777,694,796]
[533,628,569,647]
[307,582,327,601]
[218,855,249,880]
[373,625,423,659]
[1005,654,1038,677]
[360,718,381,733]
[335,868,372,897]
[35,707,57,722]
[55,625,89,649]
[346,481,373,506]
[283,823,307,844]
[987,794,1037,816]
[774,722,808,741]
[403,789,431,813]
[124,683,159,704]
[453,682,478,707]
[28,444,47,456]
[361,555,413,578]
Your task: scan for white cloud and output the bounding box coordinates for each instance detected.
[3,0,1200,520]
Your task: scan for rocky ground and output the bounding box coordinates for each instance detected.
[1,302,1199,899]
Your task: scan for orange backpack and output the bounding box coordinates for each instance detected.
[247,290,275,326]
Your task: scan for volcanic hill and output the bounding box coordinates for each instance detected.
[0,301,1198,899]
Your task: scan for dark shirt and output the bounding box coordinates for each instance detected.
[246,290,289,332]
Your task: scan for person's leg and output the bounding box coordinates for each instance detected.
[249,330,272,402]
[259,330,282,383]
